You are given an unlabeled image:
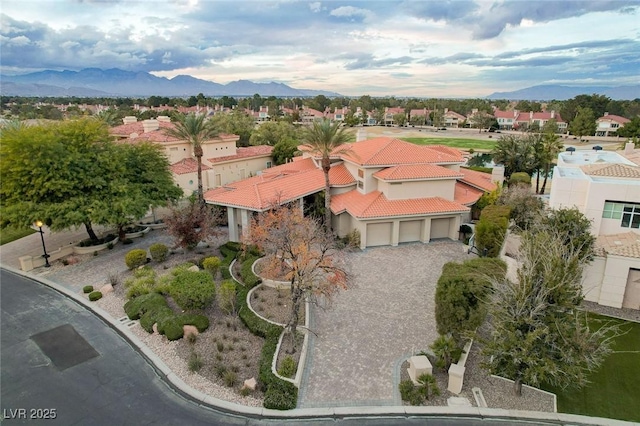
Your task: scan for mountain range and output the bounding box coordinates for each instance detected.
[0,68,341,98]
[487,84,640,101]
[2,68,639,100]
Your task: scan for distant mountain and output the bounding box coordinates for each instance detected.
[0,68,341,98]
[487,84,640,101]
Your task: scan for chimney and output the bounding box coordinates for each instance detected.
[122,116,138,124]
[142,119,159,133]
[513,109,519,118]
[529,111,534,119]
[604,112,609,116]
[444,108,449,113]
[491,166,505,185]
[550,110,555,119]
[625,142,635,155]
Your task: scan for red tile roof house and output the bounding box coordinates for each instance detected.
[383,107,406,126]
[443,108,466,128]
[495,110,566,131]
[204,137,497,248]
[110,117,273,195]
[596,112,631,137]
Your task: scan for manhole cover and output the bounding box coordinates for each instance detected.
[31,324,99,370]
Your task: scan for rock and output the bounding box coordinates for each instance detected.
[187,265,200,272]
[152,323,159,335]
[183,325,198,337]
[100,283,113,295]
[242,377,257,391]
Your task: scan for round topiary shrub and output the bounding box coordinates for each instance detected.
[149,243,169,262]
[83,285,94,294]
[202,256,221,276]
[88,291,103,301]
[125,249,148,270]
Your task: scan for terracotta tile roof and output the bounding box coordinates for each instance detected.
[596,232,640,259]
[493,110,565,123]
[340,137,464,166]
[111,121,177,138]
[454,182,484,205]
[204,159,353,210]
[374,164,463,181]
[170,158,211,175]
[207,145,273,164]
[331,190,469,219]
[597,114,630,124]
[581,163,640,179]
[494,110,517,119]
[459,168,497,192]
[444,110,466,120]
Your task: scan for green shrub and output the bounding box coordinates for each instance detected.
[430,335,462,371]
[124,292,167,320]
[83,285,94,294]
[223,371,237,387]
[240,255,262,287]
[399,374,440,405]
[479,204,511,222]
[219,242,240,279]
[475,219,507,258]
[179,313,210,332]
[239,387,252,397]
[188,352,203,372]
[125,249,148,270]
[149,243,169,262]
[264,379,298,410]
[203,256,221,276]
[139,306,173,333]
[157,315,184,341]
[218,280,237,315]
[508,171,531,186]
[278,356,296,378]
[169,270,216,311]
[88,291,103,301]
[214,364,227,378]
[124,267,157,299]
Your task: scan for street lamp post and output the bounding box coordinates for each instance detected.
[34,220,50,267]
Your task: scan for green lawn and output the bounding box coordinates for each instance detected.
[541,314,640,423]
[0,226,36,245]
[402,137,496,151]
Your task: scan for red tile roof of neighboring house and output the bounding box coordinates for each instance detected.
[207,145,273,164]
[410,108,430,116]
[444,110,466,120]
[331,190,469,219]
[459,168,497,192]
[454,182,485,205]
[386,107,405,115]
[339,137,464,166]
[111,121,176,137]
[204,158,353,210]
[170,158,212,175]
[493,110,565,123]
[374,164,463,181]
[494,110,517,119]
[597,114,630,124]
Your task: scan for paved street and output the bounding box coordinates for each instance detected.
[299,241,472,408]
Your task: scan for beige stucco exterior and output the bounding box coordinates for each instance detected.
[378,179,456,201]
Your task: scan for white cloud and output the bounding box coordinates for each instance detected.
[309,2,322,13]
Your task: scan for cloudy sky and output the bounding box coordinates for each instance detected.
[2,0,639,97]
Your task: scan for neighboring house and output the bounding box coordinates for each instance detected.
[300,107,325,123]
[205,137,497,249]
[549,143,640,310]
[596,112,630,137]
[443,108,466,128]
[249,106,271,122]
[327,107,349,123]
[409,108,431,125]
[110,117,273,195]
[494,110,566,132]
[384,107,405,126]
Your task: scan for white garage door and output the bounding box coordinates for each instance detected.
[623,269,640,310]
[430,218,451,240]
[366,222,392,247]
[399,220,422,243]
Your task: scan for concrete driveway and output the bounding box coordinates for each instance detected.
[298,240,473,408]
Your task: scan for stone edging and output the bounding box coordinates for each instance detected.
[246,284,286,327]
[3,264,632,425]
[73,235,120,255]
[251,257,289,289]
[125,226,151,239]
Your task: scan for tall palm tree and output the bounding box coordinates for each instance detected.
[164,113,218,205]
[301,119,352,233]
[539,132,564,194]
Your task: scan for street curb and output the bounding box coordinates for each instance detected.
[1,264,634,425]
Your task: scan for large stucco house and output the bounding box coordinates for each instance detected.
[111,117,273,195]
[549,143,640,310]
[205,137,497,249]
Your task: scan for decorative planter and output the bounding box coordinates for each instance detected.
[73,235,119,255]
[139,222,166,230]
[125,226,151,239]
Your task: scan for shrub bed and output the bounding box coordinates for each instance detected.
[149,243,169,262]
[125,249,148,270]
[475,205,511,257]
[169,270,216,310]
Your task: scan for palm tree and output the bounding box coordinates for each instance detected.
[301,119,352,233]
[538,132,564,194]
[164,113,218,205]
[491,134,536,180]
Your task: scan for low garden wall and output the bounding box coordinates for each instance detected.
[447,339,473,394]
[19,234,119,271]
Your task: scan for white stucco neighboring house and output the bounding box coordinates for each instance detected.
[549,143,640,310]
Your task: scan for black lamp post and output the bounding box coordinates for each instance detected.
[35,220,50,267]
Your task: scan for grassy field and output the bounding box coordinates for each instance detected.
[542,314,640,423]
[402,137,496,150]
[0,226,36,245]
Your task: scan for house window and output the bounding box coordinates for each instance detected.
[358,169,364,178]
[603,201,640,228]
[357,180,364,189]
[266,161,272,168]
[170,147,178,151]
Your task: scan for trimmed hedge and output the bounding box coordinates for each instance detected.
[233,255,296,410]
[149,243,169,262]
[475,205,511,258]
[88,291,103,301]
[240,255,262,287]
[124,292,168,320]
[169,270,216,310]
[203,256,221,276]
[219,242,241,280]
[83,285,94,294]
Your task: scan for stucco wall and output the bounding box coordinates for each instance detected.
[165,142,191,164]
[582,257,606,303]
[379,179,456,200]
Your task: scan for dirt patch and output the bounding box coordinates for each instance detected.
[250,284,305,326]
[276,331,304,379]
